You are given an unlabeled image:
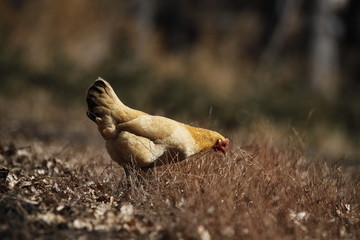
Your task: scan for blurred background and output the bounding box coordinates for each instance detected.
[0,0,359,160]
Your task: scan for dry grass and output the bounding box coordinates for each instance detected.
[1,134,359,239]
[0,97,359,239]
[129,144,360,239]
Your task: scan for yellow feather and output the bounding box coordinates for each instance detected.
[185,125,226,151]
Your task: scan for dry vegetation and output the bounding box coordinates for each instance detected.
[1,108,359,239]
[1,1,360,239]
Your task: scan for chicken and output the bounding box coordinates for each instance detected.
[86,78,229,172]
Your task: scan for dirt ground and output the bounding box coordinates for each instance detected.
[0,99,359,239]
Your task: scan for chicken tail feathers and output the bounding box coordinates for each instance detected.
[86,77,148,139]
[86,77,122,120]
[86,78,123,139]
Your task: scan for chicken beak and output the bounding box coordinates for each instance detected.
[221,149,227,157]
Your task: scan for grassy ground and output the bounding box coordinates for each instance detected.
[0,99,359,239]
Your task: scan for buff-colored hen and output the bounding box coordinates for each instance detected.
[86,78,229,173]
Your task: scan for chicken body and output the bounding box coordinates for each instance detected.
[86,78,229,169]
